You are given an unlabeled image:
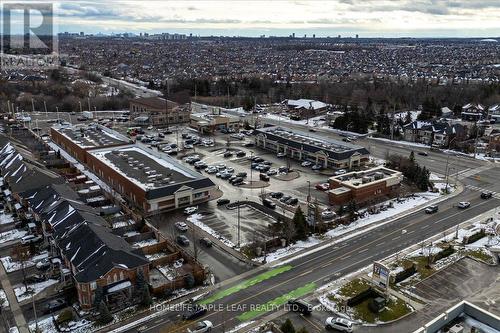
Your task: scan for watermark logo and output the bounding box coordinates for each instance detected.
[1,2,59,69]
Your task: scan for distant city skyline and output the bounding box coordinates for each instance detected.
[2,0,500,38]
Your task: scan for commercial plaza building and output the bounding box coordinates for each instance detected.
[254,126,370,169]
[129,97,190,127]
[50,125,215,215]
[328,167,403,205]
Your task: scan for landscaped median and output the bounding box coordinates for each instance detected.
[237,282,317,322]
[198,265,293,305]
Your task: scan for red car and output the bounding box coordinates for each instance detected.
[316,183,330,191]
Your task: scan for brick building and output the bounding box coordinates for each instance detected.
[86,145,215,215]
[50,124,130,163]
[50,126,216,215]
[130,97,190,127]
[328,167,403,205]
[255,126,370,170]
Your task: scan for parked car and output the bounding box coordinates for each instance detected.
[225,167,235,173]
[458,201,471,209]
[425,205,439,214]
[316,183,330,191]
[260,173,270,181]
[280,195,292,203]
[236,172,247,178]
[481,192,493,199]
[325,317,354,332]
[312,164,323,170]
[232,177,244,186]
[25,274,46,284]
[182,305,207,320]
[278,166,289,173]
[199,238,213,248]
[235,151,246,157]
[36,258,51,270]
[277,152,287,158]
[417,151,429,156]
[21,235,42,245]
[188,321,213,333]
[270,192,284,199]
[301,161,313,167]
[263,199,276,209]
[286,198,299,206]
[308,128,317,132]
[321,210,336,220]
[266,169,278,176]
[43,298,66,315]
[287,299,313,315]
[334,169,347,176]
[206,166,218,174]
[217,199,230,206]
[220,172,232,180]
[184,207,198,215]
[223,151,233,158]
[175,222,189,232]
[176,235,190,246]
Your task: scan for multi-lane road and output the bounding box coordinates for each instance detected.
[113,119,500,333]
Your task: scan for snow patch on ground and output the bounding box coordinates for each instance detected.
[0,289,9,307]
[0,212,14,225]
[0,229,27,244]
[14,279,58,302]
[187,213,236,248]
[1,251,49,272]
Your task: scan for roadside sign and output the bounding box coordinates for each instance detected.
[372,261,390,289]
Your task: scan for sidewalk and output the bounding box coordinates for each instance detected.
[0,262,28,333]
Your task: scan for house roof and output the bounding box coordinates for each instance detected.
[58,222,148,283]
[286,99,329,110]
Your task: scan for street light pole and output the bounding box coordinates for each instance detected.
[237,201,241,248]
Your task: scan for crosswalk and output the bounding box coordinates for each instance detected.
[450,164,493,180]
[465,184,500,200]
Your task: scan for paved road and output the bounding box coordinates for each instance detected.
[123,184,500,333]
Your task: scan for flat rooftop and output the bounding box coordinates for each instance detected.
[55,124,129,148]
[256,126,369,156]
[89,145,202,191]
[330,167,401,188]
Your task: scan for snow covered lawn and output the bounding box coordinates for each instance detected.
[29,316,92,333]
[132,238,159,248]
[1,251,49,273]
[0,212,14,225]
[0,289,9,307]
[14,279,58,303]
[0,229,27,244]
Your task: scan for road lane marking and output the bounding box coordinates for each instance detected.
[169,198,498,333]
[392,236,400,240]
[358,248,369,254]
[378,242,385,246]
[421,225,429,229]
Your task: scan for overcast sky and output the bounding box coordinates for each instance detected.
[3,0,500,37]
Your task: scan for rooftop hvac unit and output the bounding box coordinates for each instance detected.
[374,172,384,180]
[362,176,372,184]
[448,325,463,333]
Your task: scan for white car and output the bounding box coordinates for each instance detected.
[184,207,198,215]
[458,201,471,209]
[334,169,347,176]
[206,167,218,174]
[21,235,42,245]
[325,317,354,332]
[188,320,213,333]
[301,161,313,167]
[321,210,336,220]
[175,222,189,232]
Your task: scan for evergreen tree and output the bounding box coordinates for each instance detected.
[404,111,413,124]
[98,301,113,324]
[141,285,152,307]
[409,151,415,164]
[93,285,104,309]
[135,270,146,301]
[280,319,296,333]
[292,206,308,241]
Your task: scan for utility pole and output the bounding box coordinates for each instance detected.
[31,98,35,113]
[473,121,480,159]
[43,100,48,117]
[237,201,241,248]
[32,293,38,332]
[192,222,198,260]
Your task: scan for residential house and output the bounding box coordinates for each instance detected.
[461,103,485,121]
